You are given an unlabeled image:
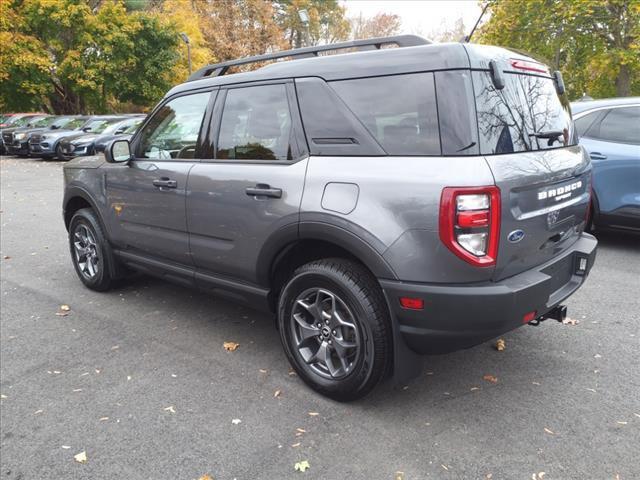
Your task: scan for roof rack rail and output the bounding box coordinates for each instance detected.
[187,34,430,82]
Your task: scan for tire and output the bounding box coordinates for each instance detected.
[55,144,63,160]
[68,208,118,291]
[278,258,392,401]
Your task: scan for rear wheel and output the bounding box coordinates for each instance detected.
[55,144,64,160]
[278,258,392,401]
[68,208,118,291]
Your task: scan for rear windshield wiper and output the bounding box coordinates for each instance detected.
[528,130,565,146]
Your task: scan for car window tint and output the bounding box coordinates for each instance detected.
[137,91,210,160]
[588,107,640,145]
[435,70,479,155]
[574,111,601,137]
[330,73,440,155]
[473,71,575,154]
[217,84,293,161]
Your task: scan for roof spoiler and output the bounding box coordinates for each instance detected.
[187,35,430,82]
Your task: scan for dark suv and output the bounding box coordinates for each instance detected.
[63,36,597,400]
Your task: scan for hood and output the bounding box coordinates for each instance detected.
[38,128,82,141]
[94,133,133,149]
[69,134,99,146]
[63,154,106,170]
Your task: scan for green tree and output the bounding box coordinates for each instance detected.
[0,0,181,113]
[478,0,640,99]
[274,0,351,47]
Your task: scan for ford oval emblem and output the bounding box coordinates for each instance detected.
[508,229,525,243]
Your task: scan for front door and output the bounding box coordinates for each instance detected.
[187,82,308,286]
[106,90,213,265]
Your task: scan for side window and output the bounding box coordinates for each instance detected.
[136,91,210,160]
[574,111,601,137]
[216,84,293,161]
[587,107,640,145]
[330,73,440,155]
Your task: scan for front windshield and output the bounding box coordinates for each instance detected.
[51,117,77,129]
[68,118,89,130]
[12,116,36,127]
[101,119,129,135]
[33,117,56,128]
[123,120,143,134]
[83,119,121,134]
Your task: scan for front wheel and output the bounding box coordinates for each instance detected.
[278,258,392,401]
[68,208,117,291]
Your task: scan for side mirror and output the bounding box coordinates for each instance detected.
[82,127,92,132]
[105,139,132,163]
[489,60,505,90]
[51,125,59,130]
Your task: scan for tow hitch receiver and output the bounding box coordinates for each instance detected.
[528,305,567,326]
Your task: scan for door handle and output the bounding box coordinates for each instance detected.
[245,183,282,198]
[153,177,177,188]
[589,152,607,160]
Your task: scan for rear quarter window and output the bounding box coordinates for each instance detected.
[329,72,441,155]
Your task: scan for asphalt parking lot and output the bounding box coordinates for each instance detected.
[1,155,639,480]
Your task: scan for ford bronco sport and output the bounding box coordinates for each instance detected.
[63,36,597,401]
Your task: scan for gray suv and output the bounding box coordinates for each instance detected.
[63,36,597,400]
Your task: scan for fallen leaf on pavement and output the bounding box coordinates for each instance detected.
[308,412,319,416]
[274,390,282,398]
[395,472,405,480]
[495,338,506,351]
[3,256,10,260]
[259,369,268,373]
[55,311,69,317]
[74,451,87,464]
[99,417,109,421]
[616,421,628,425]
[223,341,239,352]
[34,409,43,415]
[291,442,301,448]
[544,427,555,435]
[294,460,310,472]
[198,475,213,480]
[483,374,498,384]
[60,305,70,311]
[441,464,449,471]
[594,354,602,358]
[470,387,480,391]
[164,406,176,414]
[562,317,579,325]
[0,394,6,399]
[288,369,297,376]
[61,446,71,449]
[296,428,306,433]
[231,418,241,425]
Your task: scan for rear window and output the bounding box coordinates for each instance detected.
[329,73,440,155]
[473,71,575,154]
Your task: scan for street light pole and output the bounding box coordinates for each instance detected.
[179,32,192,76]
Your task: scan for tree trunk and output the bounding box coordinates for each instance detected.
[615,63,631,97]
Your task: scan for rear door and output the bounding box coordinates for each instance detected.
[470,69,591,280]
[105,89,213,265]
[186,81,308,286]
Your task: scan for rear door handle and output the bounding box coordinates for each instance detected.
[245,183,282,198]
[589,152,607,160]
[153,177,177,188]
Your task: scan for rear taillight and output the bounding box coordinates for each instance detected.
[439,186,501,267]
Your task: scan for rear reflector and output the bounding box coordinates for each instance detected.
[400,297,424,310]
[523,311,537,323]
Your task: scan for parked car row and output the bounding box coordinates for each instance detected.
[0,113,144,160]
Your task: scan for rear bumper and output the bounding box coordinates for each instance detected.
[381,233,597,355]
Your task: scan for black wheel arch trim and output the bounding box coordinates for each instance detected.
[63,185,105,232]
[256,218,398,288]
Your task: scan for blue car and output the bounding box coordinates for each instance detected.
[571,97,640,233]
